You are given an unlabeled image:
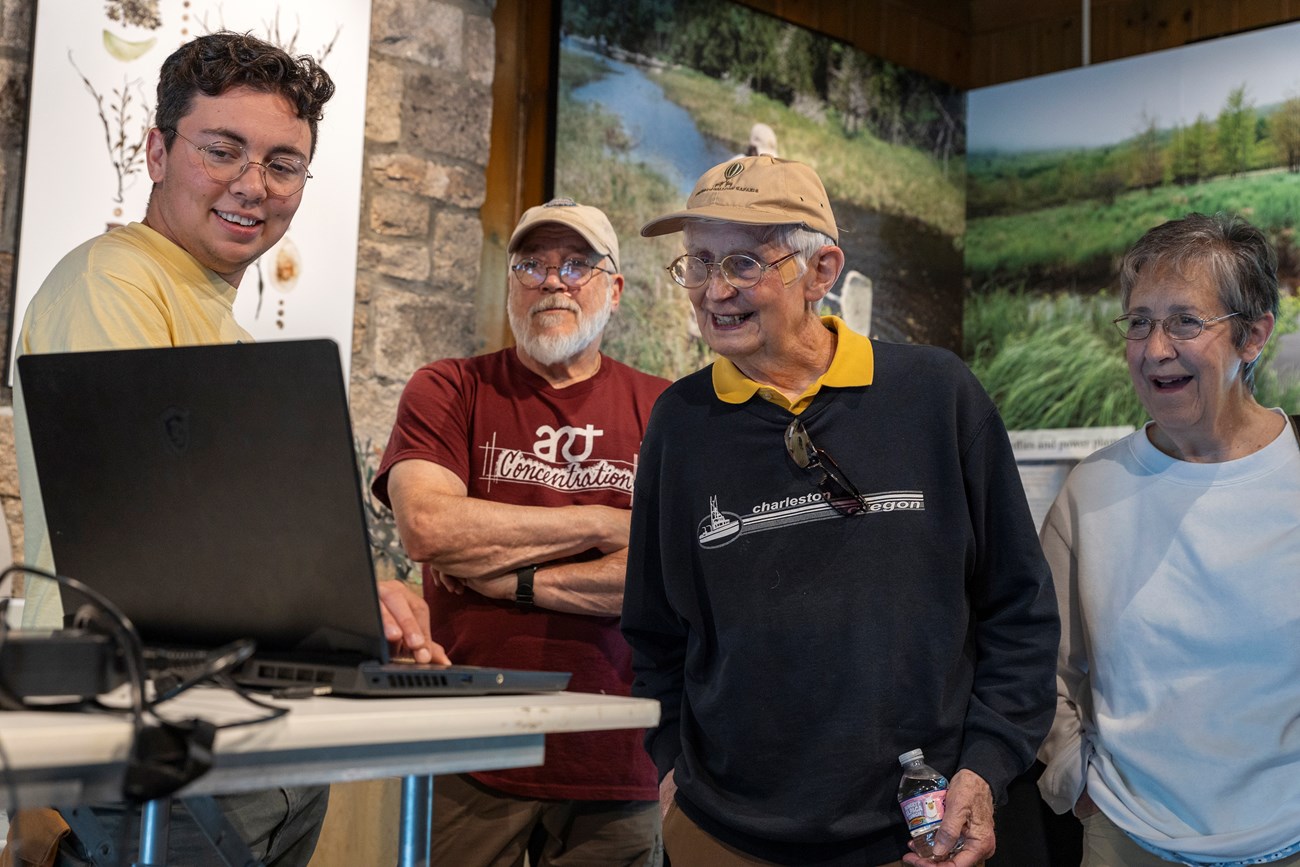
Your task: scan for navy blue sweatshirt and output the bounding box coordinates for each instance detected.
[622,340,1059,865]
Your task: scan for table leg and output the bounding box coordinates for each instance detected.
[135,797,171,867]
[398,774,433,867]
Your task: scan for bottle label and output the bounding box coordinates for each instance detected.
[900,789,947,838]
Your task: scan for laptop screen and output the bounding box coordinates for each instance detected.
[19,340,391,663]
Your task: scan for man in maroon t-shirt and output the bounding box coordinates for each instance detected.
[372,199,669,865]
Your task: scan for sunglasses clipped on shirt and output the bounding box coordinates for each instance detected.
[783,418,868,516]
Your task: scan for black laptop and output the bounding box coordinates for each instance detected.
[17,339,570,697]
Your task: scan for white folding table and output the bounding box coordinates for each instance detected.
[0,688,661,866]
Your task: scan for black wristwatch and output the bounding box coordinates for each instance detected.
[515,564,537,610]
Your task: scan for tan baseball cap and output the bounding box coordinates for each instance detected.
[640,156,837,243]
[508,197,620,271]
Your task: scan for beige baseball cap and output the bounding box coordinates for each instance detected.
[640,156,837,243]
[508,197,620,271]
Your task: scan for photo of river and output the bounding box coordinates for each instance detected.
[569,46,735,198]
[566,42,964,352]
[554,0,966,379]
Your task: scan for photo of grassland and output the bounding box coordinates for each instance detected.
[967,23,1300,430]
[555,0,966,381]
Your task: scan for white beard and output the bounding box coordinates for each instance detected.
[509,283,613,366]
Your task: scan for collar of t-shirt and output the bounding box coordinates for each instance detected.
[711,315,874,415]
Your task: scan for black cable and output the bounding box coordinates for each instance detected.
[205,673,291,729]
[148,639,257,704]
[0,599,22,815]
[0,565,152,734]
[0,568,156,816]
[143,642,294,729]
[0,565,293,812]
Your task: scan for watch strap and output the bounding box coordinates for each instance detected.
[515,564,537,609]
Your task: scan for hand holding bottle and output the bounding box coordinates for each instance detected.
[901,767,994,865]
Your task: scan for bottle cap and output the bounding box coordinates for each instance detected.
[898,748,925,766]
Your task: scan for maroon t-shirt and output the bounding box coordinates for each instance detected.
[374,348,668,800]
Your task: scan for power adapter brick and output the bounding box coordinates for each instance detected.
[0,630,128,700]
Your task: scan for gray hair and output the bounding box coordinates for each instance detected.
[1119,212,1278,389]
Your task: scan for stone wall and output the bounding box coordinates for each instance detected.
[0,0,31,561]
[353,0,494,451]
[0,0,496,566]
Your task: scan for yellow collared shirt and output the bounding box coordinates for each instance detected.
[711,315,874,414]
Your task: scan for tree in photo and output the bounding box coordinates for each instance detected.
[1272,96,1300,173]
[1216,84,1255,177]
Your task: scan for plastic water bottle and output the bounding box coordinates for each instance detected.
[897,748,952,860]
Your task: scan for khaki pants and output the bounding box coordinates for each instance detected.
[661,800,904,867]
[429,773,661,866]
[1083,811,1300,867]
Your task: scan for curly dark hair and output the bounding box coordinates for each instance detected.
[156,31,335,158]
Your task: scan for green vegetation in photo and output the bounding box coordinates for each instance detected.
[558,47,610,90]
[1253,292,1300,413]
[563,0,964,162]
[653,65,965,240]
[966,288,1300,429]
[965,170,1300,283]
[558,0,968,378]
[965,288,1145,429]
[554,61,713,380]
[968,84,1295,221]
[561,0,965,241]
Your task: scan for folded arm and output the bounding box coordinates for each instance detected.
[386,458,632,616]
[450,548,628,616]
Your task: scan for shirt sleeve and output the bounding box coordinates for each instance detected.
[372,360,473,507]
[22,266,173,353]
[1036,497,1091,815]
[954,393,1062,802]
[620,407,687,780]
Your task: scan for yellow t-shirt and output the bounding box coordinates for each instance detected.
[16,222,251,628]
[710,314,875,414]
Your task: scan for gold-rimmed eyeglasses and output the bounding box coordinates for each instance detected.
[1112,311,1240,341]
[668,251,799,290]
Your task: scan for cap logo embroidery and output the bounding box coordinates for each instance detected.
[545,197,578,208]
[724,162,745,179]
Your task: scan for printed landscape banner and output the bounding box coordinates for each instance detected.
[966,20,1300,435]
[554,0,966,381]
[10,0,371,380]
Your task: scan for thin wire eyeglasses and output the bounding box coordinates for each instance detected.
[167,129,313,198]
[668,251,799,290]
[1112,311,1241,341]
[511,257,613,289]
[784,418,867,516]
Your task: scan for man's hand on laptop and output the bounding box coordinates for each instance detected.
[377,579,450,665]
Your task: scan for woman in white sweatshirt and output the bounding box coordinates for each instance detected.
[1038,212,1300,867]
